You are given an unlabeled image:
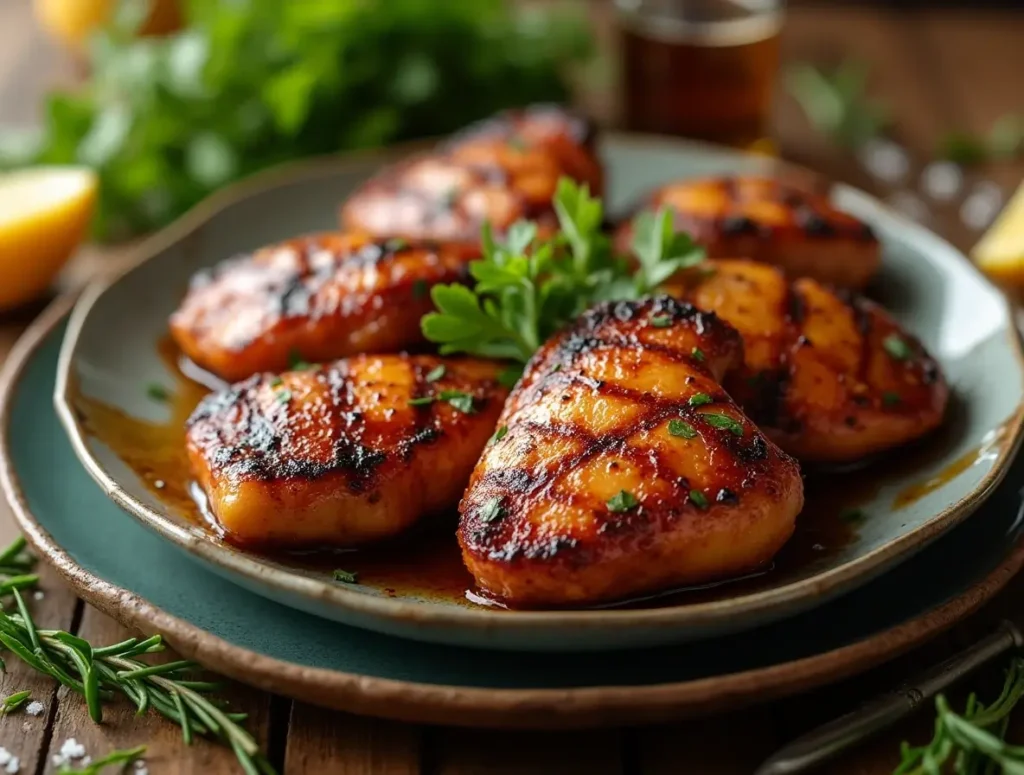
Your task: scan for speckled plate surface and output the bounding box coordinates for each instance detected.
[5,299,1024,726]
[54,136,1024,651]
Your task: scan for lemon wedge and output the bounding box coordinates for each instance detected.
[973,181,1024,288]
[0,167,97,310]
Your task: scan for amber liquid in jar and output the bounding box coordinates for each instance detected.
[619,0,783,147]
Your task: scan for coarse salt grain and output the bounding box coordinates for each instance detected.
[920,161,963,201]
[859,138,910,184]
[58,738,86,762]
[0,749,10,765]
[32,591,43,601]
[5,755,18,773]
[24,701,42,717]
[154,480,165,489]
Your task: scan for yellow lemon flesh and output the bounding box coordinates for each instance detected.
[973,182,1024,288]
[0,167,98,311]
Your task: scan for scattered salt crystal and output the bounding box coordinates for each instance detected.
[24,701,43,717]
[887,190,931,223]
[920,161,963,201]
[0,748,11,765]
[961,182,1004,230]
[135,764,148,775]
[59,738,86,761]
[859,138,910,184]
[32,591,44,601]
[5,755,18,773]
[154,480,165,489]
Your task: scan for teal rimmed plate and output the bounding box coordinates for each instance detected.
[54,136,1024,651]
[5,298,1024,726]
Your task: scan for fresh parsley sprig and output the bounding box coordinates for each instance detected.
[421,178,704,379]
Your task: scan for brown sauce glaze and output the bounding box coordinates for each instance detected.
[71,337,986,610]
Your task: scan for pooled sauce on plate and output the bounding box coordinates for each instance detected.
[72,337,986,610]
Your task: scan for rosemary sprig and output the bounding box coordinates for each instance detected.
[0,538,275,775]
[896,657,1024,774]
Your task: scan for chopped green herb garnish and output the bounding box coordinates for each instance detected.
[288,349,314,371]
[385,238,409,252]
[840,508,866,524]
[688,393,713,407]
[269,376,283,388]
[59,745,147,774]
[691,347,705,362]
[333,569,359,584]
[439,390,475,413]
[425,365,446,383]
[700,412,744,436]
[689,490,709,509]
[668,419,698,439]
[607,490,639,513]
[412,279,429,300]
[408,396,435,407]
[276,389,292,404]
[883,391,902,407]
[492,425,509,443]
[146,383,170,402]
[650,315,672,328]
[883,334,911,361]
[551,364,563,373]
[479,498,504,523]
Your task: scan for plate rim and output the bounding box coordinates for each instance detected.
[5,296,1024,726]
[51,132,1024,639]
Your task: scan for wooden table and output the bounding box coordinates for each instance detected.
[1,1,1023,772]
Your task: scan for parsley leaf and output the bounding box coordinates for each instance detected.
[689,490,709,509]
[479,498,504,523]
[439,390,476,414]
[668,419,697,439]
[146,383,170,402]
[421,179,702,367]
[883,334,911,361]
[700,412,744,436]
[425,365,446,382]
[607,490,639,513]
[688,393,713,407]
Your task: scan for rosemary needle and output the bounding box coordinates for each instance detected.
[0,537,276,775]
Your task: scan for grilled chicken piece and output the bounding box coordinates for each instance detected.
[187,355,507,548]
[340,105,603,242]
[170,233,479,382]
[665,260,948,463]
[616,176,881,289]
[459,297,804,608]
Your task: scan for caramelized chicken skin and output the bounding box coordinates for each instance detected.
[340,105,603,242]
[186,356,507,547]
[459,297,804,607]
[170,233,479,382]
[616,177,881,289]
[665,260,948,463]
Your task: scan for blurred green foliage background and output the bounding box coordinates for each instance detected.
[1,0,592,241]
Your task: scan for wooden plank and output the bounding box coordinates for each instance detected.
[638,708,782,775]
[285,705,420,775]
[430,727,624,775]
[43,608,275,774]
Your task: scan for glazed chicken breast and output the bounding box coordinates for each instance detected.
[616,176,881,289]
[665,260,948,463]
[186,356,507,547]
[459,297,804,607]
[170,233,479,382]
[340,105,603,242]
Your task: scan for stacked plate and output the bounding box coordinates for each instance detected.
[2,135,1023,727]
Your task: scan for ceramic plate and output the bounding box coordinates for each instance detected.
[7,300,1024,726]
[54,136,1024,651]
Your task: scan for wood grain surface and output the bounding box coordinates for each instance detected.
[0,1,1022,773]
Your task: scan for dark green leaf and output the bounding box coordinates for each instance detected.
[688,393,713,407]
[691,347,705,362]
[689,490,709,509]
[425,365,446,383]
[439,390,475,414]
[146,383,170,402]
[668,419,698,439]
[492,425,509,443]
[408,396,435,407]
[479,499,504,523]
[332,570,356,586]
[700,412,744,436]
[607,490,639,513]
[650,315,672,328]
